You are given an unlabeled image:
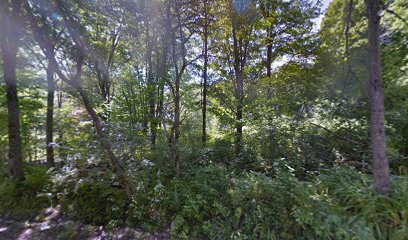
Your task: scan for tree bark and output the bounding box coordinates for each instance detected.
[172,74,181,175]
[202,0,209,146]
[232,24,244,158]
[46,62,55,167]
[235,74,244,158]
[56,89,67,161]
[365,0,391,195]
[1,0,24,181]
[265,23,272,79]
[156,36,167,131]
[145,11,157,146]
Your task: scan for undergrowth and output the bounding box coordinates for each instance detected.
[0,165,51,219]
[1,161,406,239]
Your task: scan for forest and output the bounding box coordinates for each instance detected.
[0,0,407,239]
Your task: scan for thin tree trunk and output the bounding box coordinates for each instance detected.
[76,86,133,199]
[260,2,275,158]
[343,0,354,91]
[173,74,181,175]
[232,24,244,158]
[57,89,67,161]
[146,17,157,146]
[1,0,24,181]
[157,34,168,130]
[69,65,133,200]
[266,29,272,79]
[167,1,182,176]
[46,63,55,167]
[202,0,209,146]
[265,27,274,155]
[365,0,391,195]
[235,75,243,157]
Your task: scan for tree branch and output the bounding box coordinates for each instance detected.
[309,123,367,147]
[384,9,408,25]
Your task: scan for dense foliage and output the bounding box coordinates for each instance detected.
[0,0,407,239]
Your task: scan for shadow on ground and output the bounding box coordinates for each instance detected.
[0,207,170,240]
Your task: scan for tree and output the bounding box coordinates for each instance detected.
[0,0,24,181]
[46,58,55,167]
[227,0,257,158]
[25,0,133,199]
[365,0,391,195]
[201,0,210,146]
[319,0,368,98]
[81,1,124,106]
[141,0,159,146]
[258,0,319,159]
[163,0,199,175]
[40,5,59,168]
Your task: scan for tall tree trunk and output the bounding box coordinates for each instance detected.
[46,62,55,167]
[172,75,181,175]
[259,2,275,158]
[167,0,181,176]
[232,25,244,158]
[365,0,391,195]
[57,89,67,161]
[265,27,272,79]
[265,27,274,155]
[1,0,24,181]
[146,16,157,146]
[235,72,244,157]
[343,0,354,91]
[202,0,209,146]
[157,32,168,130]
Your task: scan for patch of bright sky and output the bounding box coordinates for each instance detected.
[314,0,334,31]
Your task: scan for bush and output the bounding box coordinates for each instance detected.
[130,164,230,237]
[52,164,127,226]
[204,167,311,239]
[294,168,408,239]
[166,165,230,238]
[138,165,408,239]
[0,165,51,219]
[50,161,408,239]
[71,180,127,225]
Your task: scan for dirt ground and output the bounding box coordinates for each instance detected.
[0,207,170,240]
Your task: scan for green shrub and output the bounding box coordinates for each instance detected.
[166,165,230,238]
[51,165,127,226]
[128,163,167,230]
[163,166,408,239]
[71,180,127,225]
[23,165,51,192]
[294,168,408,239]
[0,165,51,219]
[204,168,311,239]
[50,162,408,239]
[130,164,230,237]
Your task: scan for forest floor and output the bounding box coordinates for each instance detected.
[0,207,170,240]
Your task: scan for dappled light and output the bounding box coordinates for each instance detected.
[0,0,407,239]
